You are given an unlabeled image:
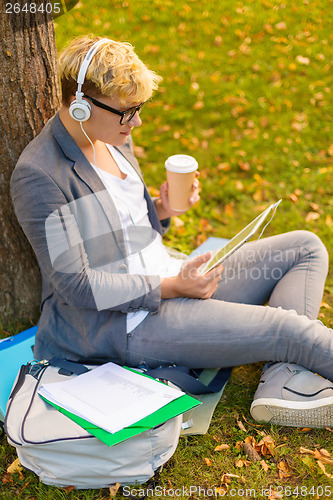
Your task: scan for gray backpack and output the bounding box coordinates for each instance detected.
[5,360,182,489]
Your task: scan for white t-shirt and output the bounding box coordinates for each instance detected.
[91,145,183,332]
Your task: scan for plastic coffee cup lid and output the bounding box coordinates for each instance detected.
[165,154,198,173]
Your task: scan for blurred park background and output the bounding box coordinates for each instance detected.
[55,0,333,299]
[2,0,333,498]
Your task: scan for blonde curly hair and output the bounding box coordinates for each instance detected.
[58,35,162,106]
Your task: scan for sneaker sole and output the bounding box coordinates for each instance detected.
[250,397,333,428]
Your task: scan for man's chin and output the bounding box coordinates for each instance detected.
[117,134,131,145]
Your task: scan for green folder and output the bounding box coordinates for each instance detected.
[40,369,200,447]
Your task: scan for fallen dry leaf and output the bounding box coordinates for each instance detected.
[214,444,230,452]
[314,449,333,465]
[2,473,13,485]
[148,186,160,198]
[235,180,244,191]
[256,429,268,437]
[193,101,204,110]
[326,215,333,226]
[238,434,276,462]
[305,211,320,222]
[314,448,326,459]
[296,55,310,65]
[20,480,31,492]
[260,459,269,472]
[7,458,24,480]
[216,487,228,496]
[253,189,264,202]
[257,435,275,456]
[204,457,212,466]
[133,145,146,159]
[309,202,321,212]
[220,474,231,485]
[235,458,245,467]
[218,473,240,494]
[318,456,333,465]
[276,21,287,30]
[268,489,284,500]
[217,162,231,171]
[235,458,251,468]
[235,440,243,452]
[289,193,299,203]
[278,460,293,479]
[245,435,257,447]
[275,443,287,450]
[109,482,121,496]
[317,460,333,479]
[63,485,75,494]
[239,161,250,172]
[224,203,233,217]
[236,418,247,432]
[173,216,185,228]
[300,446,315,455]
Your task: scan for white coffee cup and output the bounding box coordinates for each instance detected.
[165,155,198,211]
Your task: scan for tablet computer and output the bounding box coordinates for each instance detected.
[199,199,282,275]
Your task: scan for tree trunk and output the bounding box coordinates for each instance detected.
[0,3,61,328]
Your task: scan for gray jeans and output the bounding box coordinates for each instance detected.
[126,230,333,381]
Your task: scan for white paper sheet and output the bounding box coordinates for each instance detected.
[38,362,183,434]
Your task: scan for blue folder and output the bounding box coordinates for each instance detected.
[0,325,37,422]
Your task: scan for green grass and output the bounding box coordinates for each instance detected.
[1,0,333,498]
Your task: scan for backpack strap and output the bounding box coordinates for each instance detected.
[48,358,90,376]
[48,359,232,395]
[145,366,232,395]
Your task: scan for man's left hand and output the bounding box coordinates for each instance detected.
[157,171,200,219]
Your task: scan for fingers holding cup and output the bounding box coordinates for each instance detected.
[165,155,198,212]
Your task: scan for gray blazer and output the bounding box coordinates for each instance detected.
[10,112,169,364]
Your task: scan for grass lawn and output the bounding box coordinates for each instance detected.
[1,0,333,498]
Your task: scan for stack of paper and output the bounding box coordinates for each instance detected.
[38,362,200,447]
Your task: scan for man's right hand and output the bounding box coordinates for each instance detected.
[161,252,223,299]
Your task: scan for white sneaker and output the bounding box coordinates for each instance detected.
[250,362,333,428]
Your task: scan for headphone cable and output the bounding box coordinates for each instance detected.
[80,122,96,165]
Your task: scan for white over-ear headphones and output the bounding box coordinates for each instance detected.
[69,38,110,122]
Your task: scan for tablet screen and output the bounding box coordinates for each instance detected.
[200,200,281,274]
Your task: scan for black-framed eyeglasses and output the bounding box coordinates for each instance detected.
[85,95,145,124]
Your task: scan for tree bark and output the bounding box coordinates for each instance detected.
[0,2,61,328]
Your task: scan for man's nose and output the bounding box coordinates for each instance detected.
[129,112,142,127]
